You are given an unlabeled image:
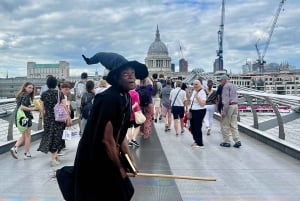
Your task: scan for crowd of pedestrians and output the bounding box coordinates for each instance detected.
[10,72,242,166]
[8,57,243,200]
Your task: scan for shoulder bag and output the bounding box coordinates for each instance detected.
[188,90,200,120]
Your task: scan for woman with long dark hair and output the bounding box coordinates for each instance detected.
[10,82,37,159]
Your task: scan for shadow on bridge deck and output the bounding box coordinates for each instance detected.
[0,119,300,200]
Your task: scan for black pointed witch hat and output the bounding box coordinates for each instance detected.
[82,52,148,85]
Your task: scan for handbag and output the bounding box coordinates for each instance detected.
[54,91,69,122]
[188,91,197,120]
[134,110,146,125]
[16,107,29,133]
[188,109,192,120]
[62,128,80,140]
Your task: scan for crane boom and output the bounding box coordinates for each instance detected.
[256,0,286,73]
[217,0,225,71]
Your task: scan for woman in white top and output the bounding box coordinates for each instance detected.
[189,80,207,148]
[169,81,187,136]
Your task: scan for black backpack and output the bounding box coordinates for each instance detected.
[152,81,158,96]
[138,87,150,107]
[80,92,94,119]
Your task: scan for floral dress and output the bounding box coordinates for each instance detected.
[37,89,65,153]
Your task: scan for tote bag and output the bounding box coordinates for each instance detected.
[134,110,146,125]
[16,107,29,133]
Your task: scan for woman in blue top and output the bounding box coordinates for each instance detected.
[135,76,154,139]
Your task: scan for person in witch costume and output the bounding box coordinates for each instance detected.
[72,52,148,201]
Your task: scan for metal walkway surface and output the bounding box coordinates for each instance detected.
[0,119,300,201]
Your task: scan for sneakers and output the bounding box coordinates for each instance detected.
[10,147,18,159]
[220,142,231,147]
[50,159,60,167]
[192,144,204,149]
[130,140,140,147]
[233,141,242,148]
[191,142,197,147]
[24,152,32,160]
[164,125,169,132]
[207,128,211,135]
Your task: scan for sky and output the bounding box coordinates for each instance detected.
[0,0,299,78]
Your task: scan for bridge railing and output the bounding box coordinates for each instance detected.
[0,91,299,155]
[183,71,300,141]
[0,96,79,147]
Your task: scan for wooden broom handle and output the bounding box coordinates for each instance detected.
[127,172,216,181]
[124,153,216,181]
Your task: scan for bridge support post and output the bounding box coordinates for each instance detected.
[7,107,16,141]
[265,97,285,140]
[245,95,259,129]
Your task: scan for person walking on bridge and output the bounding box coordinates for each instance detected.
[219,75,242,148]
[11,82,38,159]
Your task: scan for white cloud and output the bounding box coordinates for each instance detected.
[0,0,298,78]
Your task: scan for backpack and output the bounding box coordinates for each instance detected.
[80,93,94,119]
[152,81,158,96]
[138,87,150,107]
[54,92,69,122]
[54,103,69,122]
[75,81,86,98]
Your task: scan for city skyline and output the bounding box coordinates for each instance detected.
[0,0,299,78]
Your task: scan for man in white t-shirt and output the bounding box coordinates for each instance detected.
[152,73,162,123]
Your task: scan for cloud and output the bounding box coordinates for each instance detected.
[0,0,298,78]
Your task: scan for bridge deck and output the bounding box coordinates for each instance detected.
[0,119,300,201]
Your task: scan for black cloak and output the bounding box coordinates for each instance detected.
[73,85,132,201]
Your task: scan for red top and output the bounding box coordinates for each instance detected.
[129,89,140,121]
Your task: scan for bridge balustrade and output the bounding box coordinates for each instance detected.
[0,84,299,159]
[182,70,300,141]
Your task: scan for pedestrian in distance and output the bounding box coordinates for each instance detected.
[169,81,187,136]
[161,79,173,131]
[72,52,148,200]
[152,73,162,123]
[219,75,242,148]
[73,72,88,135]
[204,80,217,135]
[80,80,95,137]
[37,76,67,167]
[126,89,142,147]
[135,77,154,139]
[189,79,207,148]
[10,82,38,159]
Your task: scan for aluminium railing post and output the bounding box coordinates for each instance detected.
[245,95,259,129]
[37,111,43,130]
[7,107,17,141]
[265,97,285,140]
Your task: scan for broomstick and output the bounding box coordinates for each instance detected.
[122,153,216,181]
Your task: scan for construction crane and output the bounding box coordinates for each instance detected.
[216,0,225,71]
[178,41,188,72]
[255,0,286,73]
[179,41,185,59]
